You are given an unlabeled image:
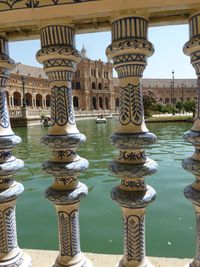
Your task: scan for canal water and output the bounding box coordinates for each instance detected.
[14,119,195,258]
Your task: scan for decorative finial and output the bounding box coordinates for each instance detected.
[81,44,87,59]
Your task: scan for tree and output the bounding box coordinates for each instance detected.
[175,100,184,113]
[183,99,196,117]
[162,103,173,114]
[143,89,158,116]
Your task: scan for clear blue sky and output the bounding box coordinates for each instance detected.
[9,24,196,79]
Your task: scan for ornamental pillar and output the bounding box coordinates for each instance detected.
[106,15,157,267]
[36,25,92,267]
[183,11,200,267]
[0,37,31,266]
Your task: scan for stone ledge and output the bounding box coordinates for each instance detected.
[24,249,191,267]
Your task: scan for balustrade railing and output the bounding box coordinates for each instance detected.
[9,108,22,118]
[106,15,158,267]
[183,11,200,267]
[36,24,92,267]
[1,7,200,267]
[0,37,31,266]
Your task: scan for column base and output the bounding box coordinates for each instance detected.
[115,257,153,267]
[184,260,200,267]
[53,256,93,267]
[0,251,32,267]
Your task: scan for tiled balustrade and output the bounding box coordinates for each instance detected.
[0,10,200,267]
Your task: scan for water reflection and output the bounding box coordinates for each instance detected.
[14,119,196,258]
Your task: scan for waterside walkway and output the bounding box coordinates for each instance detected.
[26,249,191,267]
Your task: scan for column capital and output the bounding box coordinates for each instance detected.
[106,15,154,63]
[106,15,154,134]
[36,25,81,83]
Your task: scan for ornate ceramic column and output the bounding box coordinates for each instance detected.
[106,16,158,267]
[183,11,200,267]
[36,25,92,267]
[0,37,31,266]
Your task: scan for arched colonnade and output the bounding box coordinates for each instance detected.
[5,91,51,108]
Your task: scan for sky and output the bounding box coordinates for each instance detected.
[9,24,196,79]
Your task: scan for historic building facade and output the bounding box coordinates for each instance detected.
[6,48,197,114]
[7,47,114,113]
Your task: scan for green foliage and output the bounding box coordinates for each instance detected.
[183,99,196,114]
[143,89,158,117]
[142,88,196,117]
[162,103,173,114]
[175,100,184,112]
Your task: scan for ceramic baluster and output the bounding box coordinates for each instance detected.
[183,11,200,267]
[106,16,158,267]
[36,25,92,267]
[0,36,31,267]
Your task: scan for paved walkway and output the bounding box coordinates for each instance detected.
[25,249,191,267]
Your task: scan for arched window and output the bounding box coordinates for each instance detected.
[13,91,21,107]
[92,96,97,109]
[73,96,79,110]
[92,82,96,89]
[36,94,42,107]
[98,83,102,90]
[25,93,32,106]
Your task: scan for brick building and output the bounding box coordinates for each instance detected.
[7,48,197,114]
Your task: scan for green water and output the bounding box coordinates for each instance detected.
[13,119,195,258]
